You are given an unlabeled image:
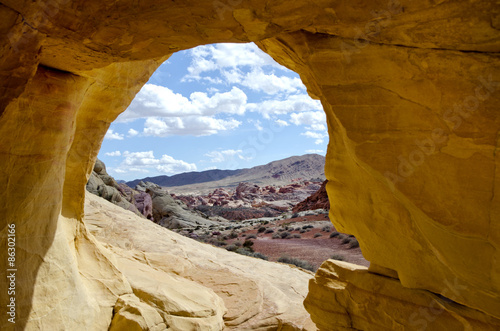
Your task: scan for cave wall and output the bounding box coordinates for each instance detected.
[0,0,499,329]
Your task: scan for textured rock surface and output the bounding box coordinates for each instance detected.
[0,0,499,330]
[293,180,330,212]
[305,260,500,330]
[85,193,316,330]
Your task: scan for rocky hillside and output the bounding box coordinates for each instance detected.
[87,159,225,229]
[293,180,330,212]
[127,154,325,195]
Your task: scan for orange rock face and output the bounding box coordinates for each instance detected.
[0,0,499,330]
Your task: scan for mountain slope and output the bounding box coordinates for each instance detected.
[126,154,325,194]
[126,169,242,188]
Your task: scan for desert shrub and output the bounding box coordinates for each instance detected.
[229,231,238,239]
[322,226,331,232]
[265,229,274,234]
[300,229,306,233]
[330,231,340,238]
[212,231,221,236]
[291,213,299,218]
[235,248,268,260]
[294,227,301,231]
[302,225,314,229]
[292,234,301,238]
[277,256,315,272]
[263,220,269,225]
[348,234,355,238]
[241,234,246,237]
[314,233,323,238]
[272,233,281,239]
[250,252,268,260]
[348,238,360,248]
[226,244,238,252]
[258,227,266,233]
[225,226,233,230]
[337,234,347,240]
[234,241,242,247]
[330,254,346,261]
[243,240,254,248]
[278,228,284,232]
[341,237,351,244]
[280,231,291,239]
[246,234,257,239]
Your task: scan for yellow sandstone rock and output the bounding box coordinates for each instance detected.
[0,0,499,330]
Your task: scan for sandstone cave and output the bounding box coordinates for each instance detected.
[0,0,499,330]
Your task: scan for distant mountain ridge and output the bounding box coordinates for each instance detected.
[126,169,242,188]
[126,154,325,194]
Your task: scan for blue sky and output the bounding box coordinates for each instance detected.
[99,43,327,181]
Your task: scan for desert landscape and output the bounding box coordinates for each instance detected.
[88,155,368,271]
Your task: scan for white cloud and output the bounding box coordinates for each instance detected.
[249,119,263,131]
[143,117,241,137]
[105,151,122,157]
[306,149,325,154]
[128,128,139,137]
[204,149,249,163]
[289,111,326,126]
[301,131,328,145]
[185,43,281,80]
[307,124,327,131]
[275,119,289,127]
[118,84,248,121]
[104,129,124,140]
[248,95,322,119]
[117,151,197,175]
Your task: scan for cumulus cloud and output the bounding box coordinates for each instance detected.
[118,84,248,121]
[184,43,307,96]
[289,111,326,126]
[249,119,263,131]
[275,119,289,127]
[222,68,305,95]
[105,151,122,157]
[204,149,250,163]
[143,117,241,137]
[104,129,124,140]
[248,95,322,119]
[301,131,328,145]
[127,128,139,137]
[185,43,281,80]
[116,151,197,175]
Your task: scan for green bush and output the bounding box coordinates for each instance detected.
[341,237,351,244]
[272,233,281,239]
[277,256,315,272]
[235,248,268,260]
[348,238,360,248]
[330,253,346,261]
[243,240,254,248]
[258,227,266,233]
[330,232,340,238]
[265,229,274,234]
[280,231,291,239]
[246,234,257,239]
[314,233,322,238]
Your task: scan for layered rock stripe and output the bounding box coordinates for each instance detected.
[0,0,499,330]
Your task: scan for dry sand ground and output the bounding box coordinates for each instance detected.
[228,214,369,270]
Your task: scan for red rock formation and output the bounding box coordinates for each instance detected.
[293,180,329,212]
